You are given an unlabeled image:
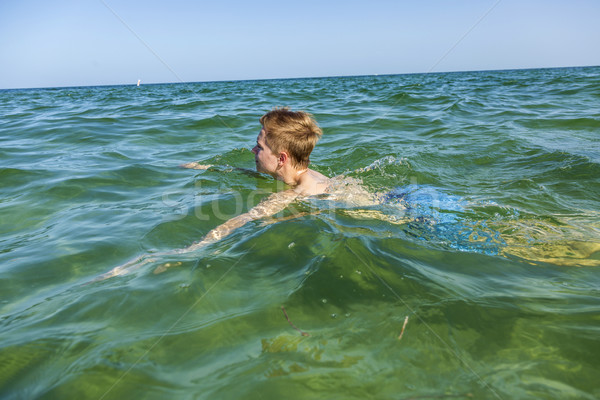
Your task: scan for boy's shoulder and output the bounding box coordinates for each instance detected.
[295,169,330,196]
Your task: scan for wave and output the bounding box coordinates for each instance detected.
[516,117,600,130]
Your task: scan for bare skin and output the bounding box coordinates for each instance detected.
[179,162,213,170]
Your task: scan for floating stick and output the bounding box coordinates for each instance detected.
[398,315,409,340]
[281,306,310,337]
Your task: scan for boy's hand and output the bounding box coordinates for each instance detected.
[180,162,213,170]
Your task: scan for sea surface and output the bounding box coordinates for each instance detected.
[1,67,599,399]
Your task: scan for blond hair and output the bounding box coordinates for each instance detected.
[259,107,322,169]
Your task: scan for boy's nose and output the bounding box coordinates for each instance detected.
[251,146,258,154]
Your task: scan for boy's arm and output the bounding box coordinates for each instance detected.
[179,189,300,252]
[93,189,300,280]
[180,162,262,177]
[180,162,213,170]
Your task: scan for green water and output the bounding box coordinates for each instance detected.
[1,67,599,399]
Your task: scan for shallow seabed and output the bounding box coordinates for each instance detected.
[1,67,600,399]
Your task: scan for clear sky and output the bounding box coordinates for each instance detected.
[1,0,599,89]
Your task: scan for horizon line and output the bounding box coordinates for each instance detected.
[2,64,598,91]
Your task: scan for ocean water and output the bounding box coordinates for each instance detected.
[1,67,600,399]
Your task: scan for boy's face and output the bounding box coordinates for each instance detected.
[252,128,279,176]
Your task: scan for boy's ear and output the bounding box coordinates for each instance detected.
[278,152,288,166]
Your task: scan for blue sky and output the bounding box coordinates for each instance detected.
[1,0,599,89]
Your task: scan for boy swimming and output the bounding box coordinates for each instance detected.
[179,107,333,251]
[92,106,599,282]
[95,107,353,280]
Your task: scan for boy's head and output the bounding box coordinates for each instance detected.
[259,107,322,169]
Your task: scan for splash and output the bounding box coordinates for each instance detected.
[353,155,409,174]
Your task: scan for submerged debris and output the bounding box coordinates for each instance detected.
[398,315,409,340]
[281,306,310,337]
